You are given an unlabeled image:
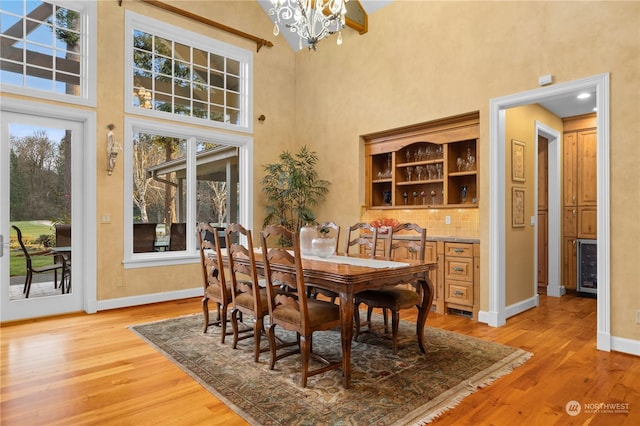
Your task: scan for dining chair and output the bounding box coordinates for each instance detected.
[168,222,186,251]
[344,222,380,258]
[224,223,270,362]
[308,221,341,303]
[133,223,157,253]
[197,222,233,343]
[261,224,342,387]
[12,225,66,298]
[354,222,427,355]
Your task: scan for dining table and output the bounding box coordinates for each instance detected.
[51,246,71,294]
[211,249,437,389]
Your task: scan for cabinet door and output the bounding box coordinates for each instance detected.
[538,211,548,287]
[578,206,597,238]
[563,237,577,290]
[538,135,548,210]
[563,207,577,237]
[563,132,578,206]
[577,129,597,206]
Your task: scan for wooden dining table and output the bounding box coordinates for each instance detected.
[212,249,437,389]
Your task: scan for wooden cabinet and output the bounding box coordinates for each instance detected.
[562,113,597,290]
[425,240,445,314]
[443,242,479,319]
[365,112,479,209]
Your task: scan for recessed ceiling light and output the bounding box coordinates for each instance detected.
[593,107,598,111]
[577,93,591,100]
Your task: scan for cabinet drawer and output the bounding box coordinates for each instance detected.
[444,242,473,257]
[444,256,473,282]
[445,280,473,306]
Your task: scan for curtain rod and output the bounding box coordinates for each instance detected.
[118,0,274,52]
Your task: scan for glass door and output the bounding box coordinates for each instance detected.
[1,112,83,320]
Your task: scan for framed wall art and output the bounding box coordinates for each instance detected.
[512,187,526,227]
[511,139,525,182]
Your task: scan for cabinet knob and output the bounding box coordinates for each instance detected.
[453,290,464,296]
[454,248,464,253]
[573,209,576,215]
[453,266,464,272]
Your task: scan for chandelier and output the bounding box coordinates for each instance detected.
[269,0,349,51]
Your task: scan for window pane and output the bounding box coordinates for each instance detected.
[0,1,85,98]
[132,133,187,253]
[128,17,250,128]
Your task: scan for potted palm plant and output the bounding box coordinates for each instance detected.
[261,146,330,237]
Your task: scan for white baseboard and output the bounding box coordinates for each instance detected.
[96,287,202,311]
[505,295,539,319]
[610,335,640,356]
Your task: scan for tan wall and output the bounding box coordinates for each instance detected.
[504,105,563,305]
[94,1,295,299]
[293,1,639,341]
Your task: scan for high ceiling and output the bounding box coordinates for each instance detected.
[256,0,393,51]
[256,0,596,118]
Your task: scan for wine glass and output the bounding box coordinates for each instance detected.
[415,166,424,181]
[405,166,413,181]
[430,190,437,205]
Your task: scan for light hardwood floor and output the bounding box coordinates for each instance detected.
[1,295,638,425]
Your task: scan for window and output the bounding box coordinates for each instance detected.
[125,11,253,133]
[124,118,253,268]
[0,0,96,106]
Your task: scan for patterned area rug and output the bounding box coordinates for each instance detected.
[130,314,531,425]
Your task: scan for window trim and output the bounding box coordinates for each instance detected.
[0,0,97,107]
[124,10,254,134]
[123,117,253,269]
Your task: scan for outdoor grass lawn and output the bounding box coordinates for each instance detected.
[10,221,58,277]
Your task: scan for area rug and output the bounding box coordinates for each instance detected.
[129,314,531,425]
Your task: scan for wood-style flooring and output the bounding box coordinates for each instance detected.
[1,294,639,425]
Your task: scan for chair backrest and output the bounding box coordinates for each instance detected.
[388,223,427,261]
[133,223,157,253]
[225,223,262,313]
[261,225,311,332]
[197,222,229,301]
[169,223,186,251]
[55,224,71,247]
[345,222,379,258]
[318,221,340,252]
[11,225,33,268]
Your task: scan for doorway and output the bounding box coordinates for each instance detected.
[1,99,97,321]
[484,73,611,352]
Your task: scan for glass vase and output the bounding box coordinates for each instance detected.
[299,224,317,255]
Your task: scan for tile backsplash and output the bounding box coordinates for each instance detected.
[361,208,479,238]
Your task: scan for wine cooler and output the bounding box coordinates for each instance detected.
[577,239,597,298]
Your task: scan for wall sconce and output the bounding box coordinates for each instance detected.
[106,124,122,176]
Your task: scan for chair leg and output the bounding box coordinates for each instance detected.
[392,310,400,355]
[202,297,210,333]
[253,317,264,363]
[353,302,362,341]
[382,308,389,333]
[300,335,311,388]
[219,304,228,344]
[24,272,33,298]
[267,323,278,370]
[231,308,240,349]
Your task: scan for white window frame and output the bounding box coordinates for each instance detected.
[0,0,97,107]
[124,11,254,134]
[123,117,253,269]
